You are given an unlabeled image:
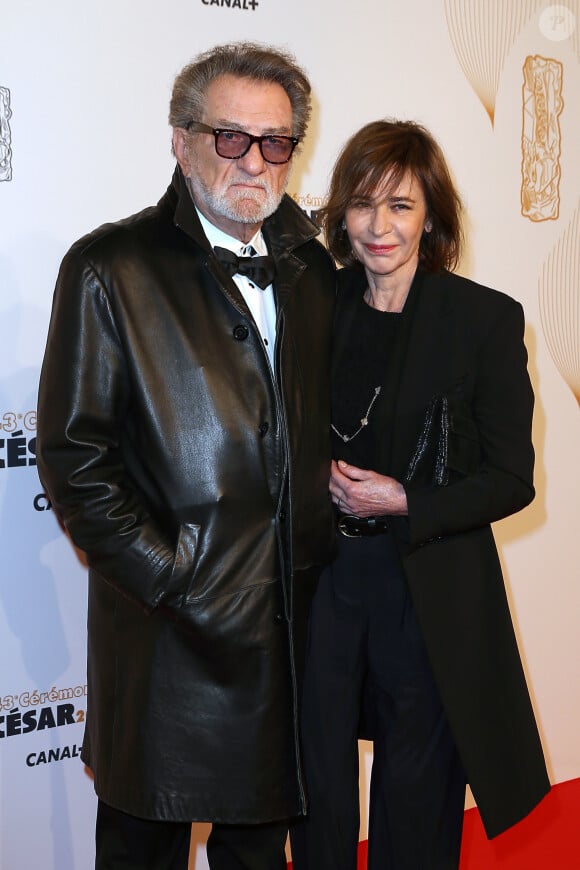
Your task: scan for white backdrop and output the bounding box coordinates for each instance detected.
[1,2,579,868]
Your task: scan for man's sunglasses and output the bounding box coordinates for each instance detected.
[186,122,299,164]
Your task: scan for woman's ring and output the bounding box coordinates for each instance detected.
[338,497,342,510]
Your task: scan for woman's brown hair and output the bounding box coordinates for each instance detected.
[320,120,463,272]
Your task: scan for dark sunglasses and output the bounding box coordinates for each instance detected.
[186,121,299,164]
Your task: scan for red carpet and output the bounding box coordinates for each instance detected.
[288,777,580,869]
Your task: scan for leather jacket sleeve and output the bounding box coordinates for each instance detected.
[37,247,190,611]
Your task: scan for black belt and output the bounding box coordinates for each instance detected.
[337,514,390,538]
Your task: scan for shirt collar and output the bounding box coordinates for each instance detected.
[195,207,267,256]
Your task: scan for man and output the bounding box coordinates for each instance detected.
[36,42,336,870]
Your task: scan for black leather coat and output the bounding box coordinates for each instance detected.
[37,168,336,823]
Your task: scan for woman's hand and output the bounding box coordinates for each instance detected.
[330,459,408,517]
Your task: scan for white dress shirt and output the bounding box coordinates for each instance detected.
[196,208,277,368]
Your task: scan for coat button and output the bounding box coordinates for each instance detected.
[273,612,284,625]
[278,510,286,522]
[233,324,249,341]
[258,421,269,437]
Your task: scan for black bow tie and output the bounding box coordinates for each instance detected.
[213,245,276,290]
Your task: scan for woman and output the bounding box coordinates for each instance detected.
[290,121,550,870]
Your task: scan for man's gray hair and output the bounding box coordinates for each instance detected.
[169,41,312,140]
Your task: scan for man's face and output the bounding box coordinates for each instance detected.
[174,74,295,241]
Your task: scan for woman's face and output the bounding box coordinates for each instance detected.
[344,170,431,286]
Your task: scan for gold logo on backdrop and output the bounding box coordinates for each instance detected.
[444,0,544,125]
[0,86,13,182]
[521,55,563,222]
[539,201,580,407]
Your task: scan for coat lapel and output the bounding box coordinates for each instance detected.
[263,196,321,311]
[390,271,456,478]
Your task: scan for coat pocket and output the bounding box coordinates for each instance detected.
[446,397,480,475]
[405,393,480,486]
[167,522,201,606]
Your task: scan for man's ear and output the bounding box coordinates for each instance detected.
[172,128,190,176]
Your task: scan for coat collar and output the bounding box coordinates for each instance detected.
[161,165,321,310]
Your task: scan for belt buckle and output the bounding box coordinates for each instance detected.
[338,514,363,538]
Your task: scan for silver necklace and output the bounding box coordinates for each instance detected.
[331,386,382,443]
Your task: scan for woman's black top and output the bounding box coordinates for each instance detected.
[331,268,422,476]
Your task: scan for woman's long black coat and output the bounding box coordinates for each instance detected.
[36,169,336,823]
[334,268,550,838]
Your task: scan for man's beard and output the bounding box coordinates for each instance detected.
[187,172,289,225]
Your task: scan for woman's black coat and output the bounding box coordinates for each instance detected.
[334,268,550,838]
